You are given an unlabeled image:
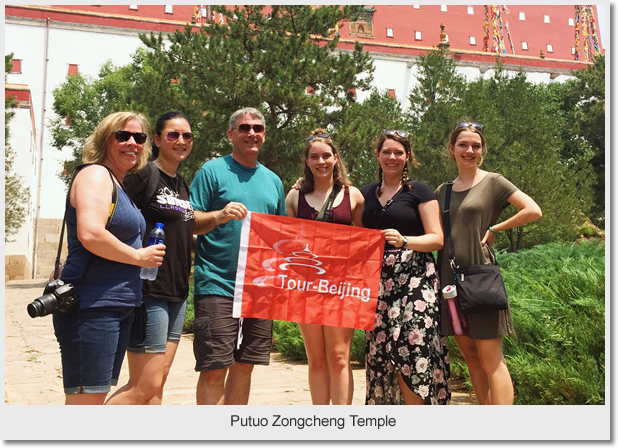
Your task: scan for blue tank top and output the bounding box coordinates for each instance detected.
[61,170,146,308]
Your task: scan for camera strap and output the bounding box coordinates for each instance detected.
[53,164,119,279]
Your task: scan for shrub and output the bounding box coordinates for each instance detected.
[499,241,605,404]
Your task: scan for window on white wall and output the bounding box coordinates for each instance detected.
[468,6,474,15]
[544,15,550,23]
[415,30,422,40]
[568,17,575,26]
[129,5,138,10]
[441,5,447,12]
[469,36,476,45]
[521,41,528,50]
[547,44,553,53]
[519,12,525,21]
[165,5,173,14]
[386,28,394,37]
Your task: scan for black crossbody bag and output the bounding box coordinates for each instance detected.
[443,181,508,313]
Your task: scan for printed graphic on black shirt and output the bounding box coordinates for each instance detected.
[155,186,195,222]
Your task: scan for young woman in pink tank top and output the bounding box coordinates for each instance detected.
[285,129,364,405]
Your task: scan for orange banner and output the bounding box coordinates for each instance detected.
[233,212,385,330]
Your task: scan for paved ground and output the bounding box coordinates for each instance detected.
[5,279,476,405]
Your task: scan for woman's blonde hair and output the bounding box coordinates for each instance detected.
[82,111,151,173]
[300,128,351,194]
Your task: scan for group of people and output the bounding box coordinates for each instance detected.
[52,106,541,406]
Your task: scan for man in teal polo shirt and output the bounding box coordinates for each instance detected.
[190,107,286,405]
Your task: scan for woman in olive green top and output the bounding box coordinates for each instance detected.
[435,121,542,405]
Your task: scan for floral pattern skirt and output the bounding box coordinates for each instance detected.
[365,249,451,405]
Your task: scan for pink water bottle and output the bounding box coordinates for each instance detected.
[442,285,469,336]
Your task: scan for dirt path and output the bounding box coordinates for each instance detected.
[5,279,475,405]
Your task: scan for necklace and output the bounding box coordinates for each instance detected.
[164,173,180,197]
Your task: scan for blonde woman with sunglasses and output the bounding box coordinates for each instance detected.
[107,112,195,405]
[435,121,542,405]
[285,129,365,405]
[361,129,450,405]
[53,111,166,405]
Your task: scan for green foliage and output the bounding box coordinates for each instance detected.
[560,56,605,228]
[407,49,466,189]
[5,53,29,242]
[499,241,605,404]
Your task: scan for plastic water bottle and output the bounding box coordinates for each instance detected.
[442,285,469,335]
[140,223,165,281]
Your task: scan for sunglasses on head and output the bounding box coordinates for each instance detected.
[235,124,265,134]
[383,129,410,139]
[115,130,147,144]
[165,131,194,142]
[456,121,484,132]
[305,133,330,142]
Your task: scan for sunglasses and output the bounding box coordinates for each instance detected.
[235,124,265,134]
[383,129,410,139]
[305,133,330,142]
[115,130,147,144]
[455,121,484,132]
[165,131,194,142]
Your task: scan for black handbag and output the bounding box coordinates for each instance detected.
[443,182,508,313]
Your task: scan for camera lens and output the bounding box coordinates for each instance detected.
[27,294,58,318]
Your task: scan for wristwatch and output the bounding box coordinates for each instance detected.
[401,235,408,249]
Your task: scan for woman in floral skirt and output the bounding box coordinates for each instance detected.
[361,129,450,405]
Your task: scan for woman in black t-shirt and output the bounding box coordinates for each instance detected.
[107,112,195,405]
[361,130,450,405]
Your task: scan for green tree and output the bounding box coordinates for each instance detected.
[5,53,30,242]
[407,49,467,190]
[560,55,605,228]
[460,66,593,250]
[50,6,375,188]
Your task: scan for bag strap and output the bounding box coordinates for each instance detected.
[443,181,457,270]
[53,164,119,279]
[138,161,161,211]
[316,184,341,222]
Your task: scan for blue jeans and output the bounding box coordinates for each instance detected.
[127,295,187,354]
[53,306,135,395]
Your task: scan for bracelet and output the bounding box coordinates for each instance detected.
[488,226,497,235]
[401,235,408,249]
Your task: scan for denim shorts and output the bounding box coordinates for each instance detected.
[127,295,187,354]
[192,295,273,371]
[53,306,136,395]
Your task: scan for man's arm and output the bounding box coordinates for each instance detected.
[193,202,249,235]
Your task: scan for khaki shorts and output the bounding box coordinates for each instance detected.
[192,295,273,371]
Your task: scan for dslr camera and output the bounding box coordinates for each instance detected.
[27,279,78,318]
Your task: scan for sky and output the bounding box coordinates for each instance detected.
[597,4,606,47]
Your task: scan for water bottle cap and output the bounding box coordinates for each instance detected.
[442,285,457,299]
[155,223,164,229]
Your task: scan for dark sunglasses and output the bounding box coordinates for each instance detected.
[383,129,410,139]
[165,131,194,142]
[305,133,330,142]
[456,121,484,132]
[115,130,147,144]
[235,124,265,134]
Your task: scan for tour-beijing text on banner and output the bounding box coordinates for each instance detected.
[233,212,385,330]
